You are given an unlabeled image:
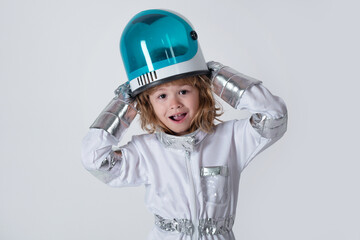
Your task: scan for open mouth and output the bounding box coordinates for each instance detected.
[169,113,187,122]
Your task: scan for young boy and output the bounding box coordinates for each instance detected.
[82,9,287,240]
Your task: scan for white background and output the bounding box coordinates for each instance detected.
[1,0,359,239]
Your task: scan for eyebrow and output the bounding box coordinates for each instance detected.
[152,84,192,94]
[152,87,166,94]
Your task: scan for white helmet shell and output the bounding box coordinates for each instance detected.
[120,9,209,96]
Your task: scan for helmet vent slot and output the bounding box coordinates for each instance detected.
[136,71,158,86]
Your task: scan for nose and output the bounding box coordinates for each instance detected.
[169,96,183,109]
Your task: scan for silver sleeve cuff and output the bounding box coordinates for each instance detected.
[209,62,262,108]
[90,97,137,139]
[250,113,288,139]
[89,150,123,183]
[99,150,122,171]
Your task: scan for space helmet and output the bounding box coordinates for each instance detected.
[120,9,209,96]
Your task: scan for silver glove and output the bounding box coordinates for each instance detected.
[90,82,137,139]
[207,61,261,108]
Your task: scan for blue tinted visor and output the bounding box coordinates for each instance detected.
[120,10,199,81]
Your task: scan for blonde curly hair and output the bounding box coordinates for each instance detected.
[136,75,222,135]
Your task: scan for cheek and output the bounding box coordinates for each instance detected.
[150,102,165,119]
[191,95,200,112]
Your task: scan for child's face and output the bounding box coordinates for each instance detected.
[148,81,200,136]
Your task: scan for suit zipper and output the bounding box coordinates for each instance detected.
[185,150,198,239]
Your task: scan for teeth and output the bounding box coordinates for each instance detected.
[170,113,186,121]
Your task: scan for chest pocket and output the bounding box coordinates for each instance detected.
[200,166,229,204]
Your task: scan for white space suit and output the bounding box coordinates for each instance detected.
[82,63,287,239]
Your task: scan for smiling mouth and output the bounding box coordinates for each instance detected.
[169,113,187,121]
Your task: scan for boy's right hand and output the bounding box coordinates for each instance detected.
[114,82,135,103]
[113,82,137,112]
[90,82,137,139]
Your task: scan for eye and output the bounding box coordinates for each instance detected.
[158,94,166,99]
[179,90,188,95]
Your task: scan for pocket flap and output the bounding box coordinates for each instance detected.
[200,166,229,177]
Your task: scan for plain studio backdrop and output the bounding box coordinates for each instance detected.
[1,0,359,239]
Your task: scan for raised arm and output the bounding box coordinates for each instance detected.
[81,83,139,184]
[208,61,288,169]
[208,61,287,140]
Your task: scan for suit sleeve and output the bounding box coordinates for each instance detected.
[81,128,149,187]
[233,83,288,171]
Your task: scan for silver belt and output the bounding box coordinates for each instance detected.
[155,214,234,236]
